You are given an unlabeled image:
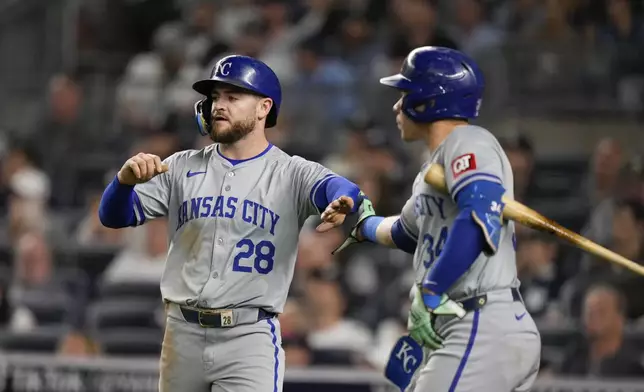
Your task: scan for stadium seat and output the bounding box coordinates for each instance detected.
[87,298,162,330]
[538,324,580,348]
[98,280,161,300]
[532,157,588,199]
[311,349,358,366]
[0,326,69,352]
[14,289,71,325]
[95,328,164,357]
[625,328,644,351]
[73,246,119,298]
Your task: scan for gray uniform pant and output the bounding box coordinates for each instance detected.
[412,289,541,392]
[159,304,285,392]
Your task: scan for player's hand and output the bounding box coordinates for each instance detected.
[409,286,443,350]
[421,289,467,319]
[331,195,375,254]
[117,153,169,185]
[316,196,355,233]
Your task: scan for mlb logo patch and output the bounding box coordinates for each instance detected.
[451,153,477,178]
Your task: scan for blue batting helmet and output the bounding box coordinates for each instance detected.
[192,55,282,135]
[379,46,485,123]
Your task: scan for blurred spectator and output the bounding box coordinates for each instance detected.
[259,0,333,85]
[621,154,644,203]
[329,12,384,76]
[0,278,34,332]
[116,22,189,134]
[366,293,408,371]
[599,0,644,110]
[13,232,55,290]
[215,0,261,46]
[75,191,124,247]
[535,0,579,44]
[501,134,536,205]
[283,334,313,368]
[32,74,93,208]
[559,283,644,378]
[449,0,505,57]
[280,298,309,339]
[8,231,89,330]
[289,36,357,128]
[291,223,343,301]
[280,299,313,368]
[116,53,167,132]
[8,163,51,241]
[221,20,269,60]
[304,267,373,365]
[609,199,644,267]
[182,1,230,66]
[321,114,381,179]
[448,0,508,114]
[580,138,624,246]
[390,0,458,52]
[102,218,168,285]
[517,232,562,321]
[562,198,644,319]
[57,330,101,357]
[129,133,180,161]
[493,0,546,40]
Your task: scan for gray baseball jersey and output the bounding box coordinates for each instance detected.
[399,125,519,299]
[396,125,541,392]
[132,143,333,313]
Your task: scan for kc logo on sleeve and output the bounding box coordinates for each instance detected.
[451,153,477,178]
[385,335,424,392]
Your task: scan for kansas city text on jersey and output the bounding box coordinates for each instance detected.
[176,195,280,235]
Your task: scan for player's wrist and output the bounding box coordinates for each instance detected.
[116,172,135,187]
[359,216,382,243]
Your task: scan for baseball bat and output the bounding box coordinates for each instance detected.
[423,164,644,277]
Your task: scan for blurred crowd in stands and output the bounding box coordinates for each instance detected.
[0,0,644,382]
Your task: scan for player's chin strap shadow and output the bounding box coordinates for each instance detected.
[384,335,425,392]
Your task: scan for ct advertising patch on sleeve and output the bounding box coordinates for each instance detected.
[451,153,477,178]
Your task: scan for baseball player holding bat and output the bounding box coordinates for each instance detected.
[98,55,365,392]
[333,46,541,391]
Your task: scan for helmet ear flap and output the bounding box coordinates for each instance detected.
[194,98,213,136]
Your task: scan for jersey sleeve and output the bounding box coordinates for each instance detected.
[443,128,505,200]
[132,153,179,225]
[398,177,420,241]
[289,156,337,218]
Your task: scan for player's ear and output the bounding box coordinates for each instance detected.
[257,97,273,121]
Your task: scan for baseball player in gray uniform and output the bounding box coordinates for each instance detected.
[335,47,542,391]
[98,55,364,392]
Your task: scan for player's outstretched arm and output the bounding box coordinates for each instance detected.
[361,215,417,251]
[333,209,418,254]
[312,176,364,232]
[98,153,167,229]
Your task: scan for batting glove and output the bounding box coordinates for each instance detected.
[331,193,375,255]
[422,291,467,319]
[408,286,443,350]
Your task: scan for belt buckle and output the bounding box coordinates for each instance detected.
[198,309,219,328]
[197,309,234,328]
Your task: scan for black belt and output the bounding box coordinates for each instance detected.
[180,307,277,328]
[458,288,523,312]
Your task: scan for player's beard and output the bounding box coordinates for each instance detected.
[210,116,256,144]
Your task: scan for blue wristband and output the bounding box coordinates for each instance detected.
[360,216,384,243]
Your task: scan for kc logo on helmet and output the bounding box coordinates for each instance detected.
[215,62,232,76]
[451,153,477,177]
